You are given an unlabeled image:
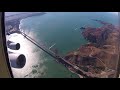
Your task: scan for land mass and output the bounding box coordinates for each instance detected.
[64,20,120,78]
[5,12,46,34]
[5,13,120,78]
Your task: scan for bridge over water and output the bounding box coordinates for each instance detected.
[20,31,115,78]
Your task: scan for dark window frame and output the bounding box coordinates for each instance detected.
[1,12,14,78]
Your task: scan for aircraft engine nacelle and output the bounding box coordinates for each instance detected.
[8,42,20,50]
[9,53,26,68]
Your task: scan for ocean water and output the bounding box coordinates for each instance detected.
[9,12,118,78]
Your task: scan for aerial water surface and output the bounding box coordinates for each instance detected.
[9,12,118,78]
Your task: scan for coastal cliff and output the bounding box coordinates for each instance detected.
[64,20,120,78]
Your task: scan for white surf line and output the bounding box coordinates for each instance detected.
[49,43,56,49]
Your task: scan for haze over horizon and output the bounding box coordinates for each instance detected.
[5,12,118,16]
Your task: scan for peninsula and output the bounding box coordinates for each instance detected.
[64,20,120,78]
[5,13,120,78]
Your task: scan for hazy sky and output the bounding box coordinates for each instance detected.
[5,12,39,16]
[5,12,118,16]
[5,12,24,16]
[109,12,118,14]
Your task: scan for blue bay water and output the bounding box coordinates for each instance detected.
[16,12,118,78]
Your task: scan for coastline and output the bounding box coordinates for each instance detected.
[5,13,120,78]
[64,20,120,78]
[5,12,46,34]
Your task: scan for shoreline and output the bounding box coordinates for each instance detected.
[5,12,46,34]
[5,12,80,78]
[64,20,120,78]
[5,13,120,78]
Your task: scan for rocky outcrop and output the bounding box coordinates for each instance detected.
[64,20,120,78]
[82,24,114,47]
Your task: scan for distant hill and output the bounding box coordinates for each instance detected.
[5,12,46,22]
[5,12,46,33]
